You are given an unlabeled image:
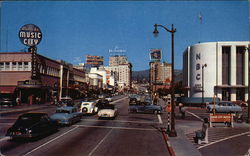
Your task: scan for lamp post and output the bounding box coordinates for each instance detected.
[202,64,207,108]
[153,24,177,137]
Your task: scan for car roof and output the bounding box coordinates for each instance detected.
[56,106,75,111]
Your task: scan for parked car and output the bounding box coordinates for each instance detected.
[6,113,58,139]
[128,103,162,114]
[98,104,118,119]
[80,101,98,114]
[50,106,82,125]
[206,101,242,113]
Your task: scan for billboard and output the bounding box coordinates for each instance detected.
[150,49,162,61]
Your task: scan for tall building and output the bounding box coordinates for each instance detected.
[183,41,249,102]
[109,55,128,66]
[86,55,104,67]
[150,61,172,92]
[105,63,132,90]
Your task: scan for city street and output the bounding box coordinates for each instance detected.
[0,96,170,156]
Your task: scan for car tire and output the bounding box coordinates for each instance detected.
[82,107,88,113]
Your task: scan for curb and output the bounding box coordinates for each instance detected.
[0,104,52,115]
[160,128,176,156]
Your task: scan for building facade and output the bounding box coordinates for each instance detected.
[105,63,132,90]
[86,55,104,67]
[183,41,249,102]
[0,52,86,104]
[149,61,172,92]
[109,55,128,66]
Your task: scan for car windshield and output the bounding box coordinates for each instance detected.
[56,110,70,113]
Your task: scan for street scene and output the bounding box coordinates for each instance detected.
[0,1,250,156]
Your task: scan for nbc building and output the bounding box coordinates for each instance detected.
[183,41,250,102]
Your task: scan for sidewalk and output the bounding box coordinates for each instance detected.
[0,102,53,115]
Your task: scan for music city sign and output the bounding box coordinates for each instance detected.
[194,53,202,92]
[19,24,42,47]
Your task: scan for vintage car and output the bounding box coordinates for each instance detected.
[207,101,242,113]
[6,113,58,139]
[80,101,98,114]
[50,106,82,125]
[128,104,162,114]
[98,104,118,119]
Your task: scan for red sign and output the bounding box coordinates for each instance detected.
[166,104,171,113]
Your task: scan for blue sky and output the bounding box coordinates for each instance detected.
[0,1,249,71]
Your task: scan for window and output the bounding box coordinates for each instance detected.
[24,62,29,71]
[236,46,245,85]
[0,62,4,71]
[18,62,23,70]
[5,62,10,70]
[222,46,231,85]
[12,62,17,70]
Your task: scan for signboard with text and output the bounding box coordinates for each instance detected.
[19,24,42,47]
[149,49,162,62]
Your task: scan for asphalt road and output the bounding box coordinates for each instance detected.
[0,96,170,156]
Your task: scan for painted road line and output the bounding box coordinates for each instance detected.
[0,136,10,142]
[186,110,203,122]
[88,129,113,156]
[110,96,127,104]
[198,131,250,150]
[157,114,163,124]
[81,119,158,124]
[75,124,157,131]
[23,126,79,156]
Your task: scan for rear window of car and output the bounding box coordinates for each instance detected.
[56,110,70,113]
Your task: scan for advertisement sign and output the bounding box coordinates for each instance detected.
[19,24,42,46]
[150,49,162,61]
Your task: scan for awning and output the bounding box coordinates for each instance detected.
[0,86,16,93]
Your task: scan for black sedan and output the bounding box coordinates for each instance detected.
[6,113,58,139]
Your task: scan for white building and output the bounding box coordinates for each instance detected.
[90,67,107,88]
[105,63,132,90]
[183,41,249,102]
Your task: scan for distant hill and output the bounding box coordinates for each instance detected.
[132,69,182,82]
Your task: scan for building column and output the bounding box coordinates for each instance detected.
[244,49,249,86]
[231,88,236,101]
[245,88,248,101]
[217,88,222,100]
[230,46,236,86]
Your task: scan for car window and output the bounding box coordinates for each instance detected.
[56,110,70,113]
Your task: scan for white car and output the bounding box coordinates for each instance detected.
[98,104,118,119]
[80,101,98,114]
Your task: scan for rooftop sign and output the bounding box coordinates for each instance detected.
[19,24,42,47]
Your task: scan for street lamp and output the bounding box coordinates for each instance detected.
[153,24,177,137]
[202,64,207,108]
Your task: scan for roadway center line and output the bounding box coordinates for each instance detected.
[74,124,157,131]
[186,110,203,122]
[198,131,250,150]
[110,96,127,104]
[23,126,79,156]
[88,129,113,156]
[157,114,163,124]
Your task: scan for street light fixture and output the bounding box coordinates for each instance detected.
[153,24,177,137]
[202,64,207,108]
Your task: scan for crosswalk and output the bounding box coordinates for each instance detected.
[185,127,250,149]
